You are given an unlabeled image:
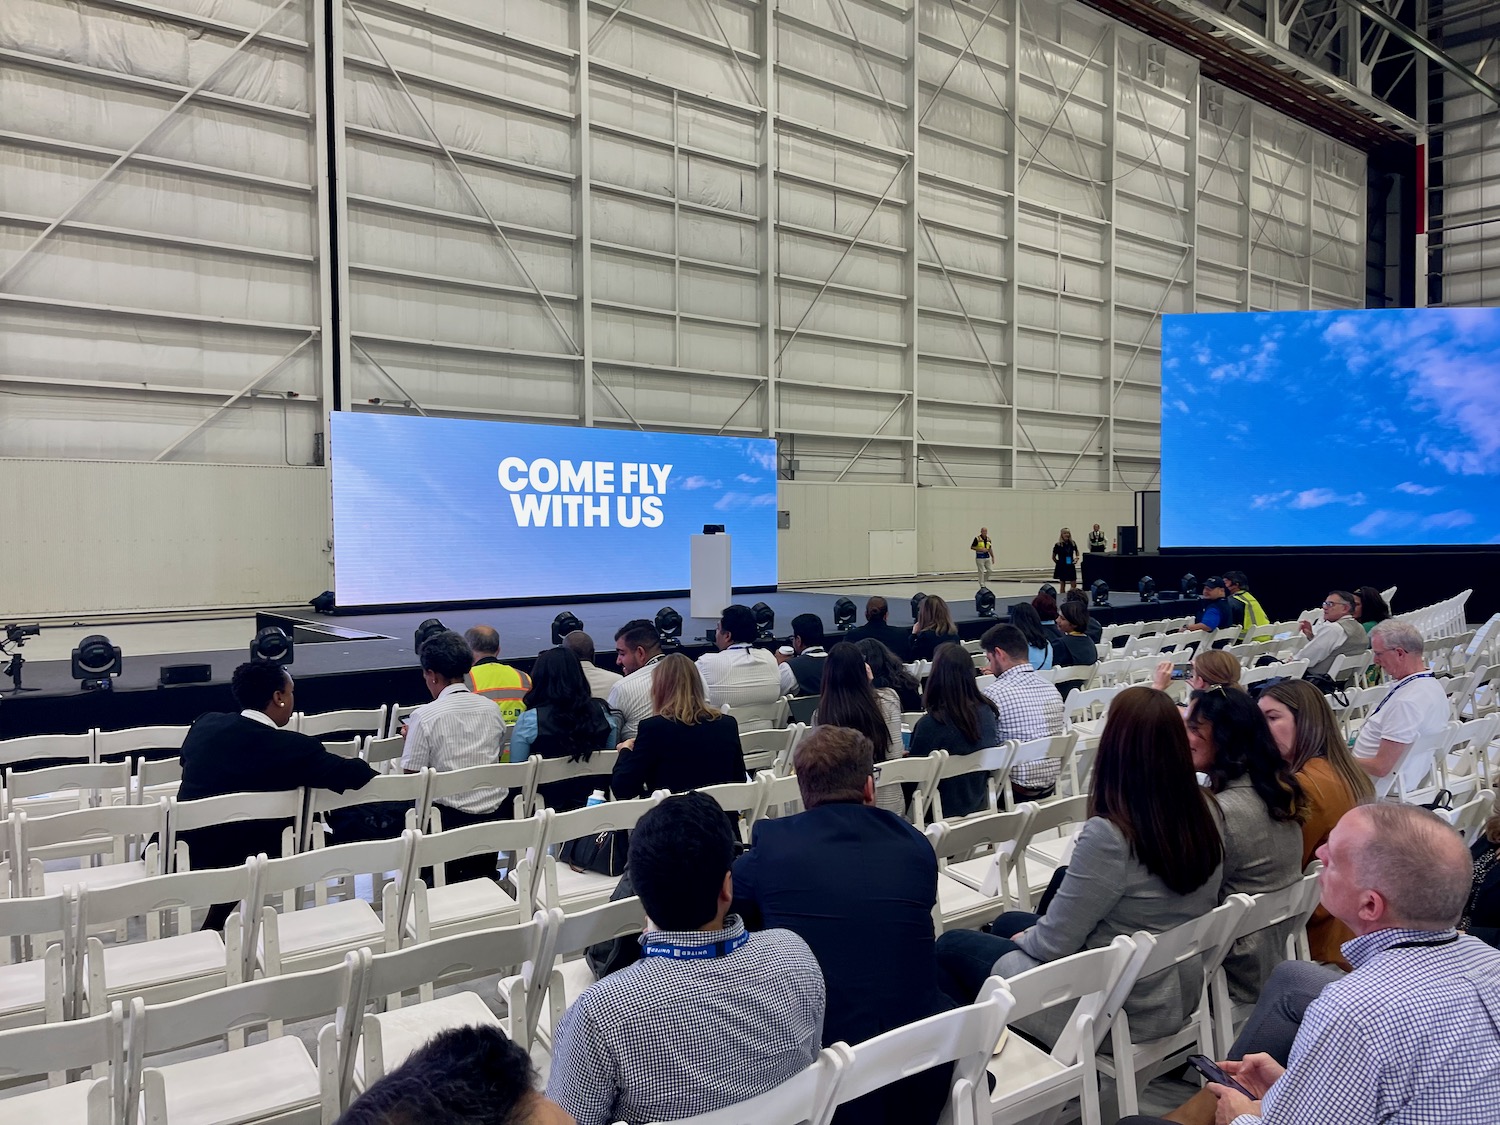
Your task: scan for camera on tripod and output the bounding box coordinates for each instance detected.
[1,623,41,694]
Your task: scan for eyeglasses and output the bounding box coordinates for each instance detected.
[871,765,883,780]
[1321,600,1348,609]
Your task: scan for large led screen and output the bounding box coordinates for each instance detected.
[330,413,778,605]
[1160,308,1500,548]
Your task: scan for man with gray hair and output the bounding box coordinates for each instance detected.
[1120,802,1500,1125]
[1353,619,1449,779]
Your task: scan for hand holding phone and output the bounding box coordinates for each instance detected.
[1186,1055,1255,1099]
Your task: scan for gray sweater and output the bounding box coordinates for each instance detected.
[995,815,1223,1045]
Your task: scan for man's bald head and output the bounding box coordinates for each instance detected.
[1347,803,1472,930]
[465,625,500,657]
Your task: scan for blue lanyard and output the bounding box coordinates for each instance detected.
[640,930,749,960]
[1371,672,1435,717]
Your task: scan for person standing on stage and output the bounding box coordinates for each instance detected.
[1088,524,1107,552]
[970,527,995,586]
[1050,528,1079,593]
[464,624,531,730]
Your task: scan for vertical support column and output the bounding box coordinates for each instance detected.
[761,0,777,440]
[906,5,920,486]
[1243,106,1256,310]
[330,0,353,400]
[1303,135,1316,308]
[313,0,337,581]
[1101,26,1118,492]
[577,0,596,423]
[1185,62,1201,316]
[672,89,682,370]
[1413,0,1430,308]
[1003,0,1023,490]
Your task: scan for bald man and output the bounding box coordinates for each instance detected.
[464,624,531,728]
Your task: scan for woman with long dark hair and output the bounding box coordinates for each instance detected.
[1008,602,1054,670]
[814,642,906,814]
[855,637,922,712]
[611,653,745,800]
[512,647,617,812]
[1186,686,1305,1002]
[935,687,1223,1046]
[910,595,960,662]
[910,643,1001,817]
[1051,601,1099,697]
[1353,585,1391,633]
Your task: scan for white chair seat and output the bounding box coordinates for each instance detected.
[988,1032,1072,1103]
[147,1034,320,1125]
[936,873,1002,917]
[0,959,47,1019]
[260,900,383,965]
[407,880,521,938]
[0,1077,104,1123]
[552,864,618,909]
[353,991,498,1091]
[42,860,149,895]
[90,931,227,996]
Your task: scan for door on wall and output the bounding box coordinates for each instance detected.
[869,530,917,577]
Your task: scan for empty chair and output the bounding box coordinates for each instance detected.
[0,891,72,1030]
[1016,793,1091,902]
[868,752,946,827]
[405,812,551,944]
[1062,687,1123,740]
[697,777,770,843]
[93,726,189,767]
[3,759,130,820]
[1209,878,1322,1056]
[1440,788,1497,846]
[1441,714,1499,795]
[722,698,787,733]
[14,800,166,898]
[0,1003,124,1125]
[741,723,804,777]
[929,806,1038,929]
[0,733,94,775]
[294,706,389,742]
[758,771,806,820]
[133,757,183,806]
[363,735,406,773]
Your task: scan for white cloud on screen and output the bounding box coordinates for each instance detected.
[713,492,777,512]
[1394,482,1441,496]
[680,476,722,490]
[1350,509,1417,537]
[1289,489,1366,510]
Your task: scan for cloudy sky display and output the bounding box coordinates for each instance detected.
[1160,307,1500,547]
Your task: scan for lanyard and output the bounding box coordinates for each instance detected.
[1370,672,1435,717]
[1386,932,1460,950]
[641,930,749,960]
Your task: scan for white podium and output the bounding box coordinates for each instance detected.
[690,533,732,619]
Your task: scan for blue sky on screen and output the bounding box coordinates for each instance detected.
[1160,307,1500,547]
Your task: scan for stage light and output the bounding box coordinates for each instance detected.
[551,612,584,645]
[1090,580,1111,608]
[1138,576,1157,603]
[72,633,123,692]
[752,602,778,640]
[249,626,294,666]
[655,606,683,646]
[309,590,336,614]
[1180,573,1198,598]
[832,597,856,631]
[1038,583,1058,601]
[975,587,996,617]
[414,617,446,654]
[911,592,927,620]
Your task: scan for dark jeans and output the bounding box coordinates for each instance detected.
[423,802,507,886]
[934,911,1039,1006]
[1227,959,1340,1064]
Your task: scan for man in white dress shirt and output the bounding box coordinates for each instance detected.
[1353,619,1450,780]
[1296,590,1369,678]
[563,630,622,701]
[696,604,781,709]
[607,619,667,741]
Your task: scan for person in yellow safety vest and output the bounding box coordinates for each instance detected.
[1223,571,1272,641]
[463,625,531,758]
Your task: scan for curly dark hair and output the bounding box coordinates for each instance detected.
[1188,686,1305,824]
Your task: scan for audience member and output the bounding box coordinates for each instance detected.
[179,659,377,931]
[910,644,1000,818]
[1224,570,1272,641]
[980,623,1064,798]
[562,630,621,701]
[1186,576,1235,634]
[813,642,906,815]
[463,625,532,727]
[510,647,617,813]
[1256,679,1374,964]
[1050,600,1098,696]
[1466,802,1500,948]
[335,1025,569,1125]
[1064,588,1103,643]
[404,630,510,881]
[612,653,745,800]
[695,604,780,708]
[856,637,922,711]
[1186,687,1305,1004]
[1120,804,1500,1125]
[1031,592,1063,644]
[843,596,913,662]
[777,613,829,696]
[1151,648,1242,694]
[1051,527,1079,593]
[1352,585,1391,633]
[910,595,960,662]
[733,726,955,1125]
[607,619,666,741]
[547,793,825,1125]
[935,687,1223,1049]
[1354,619,1449,779]
[1008,601,1055,670]
[1295,590,1368,677]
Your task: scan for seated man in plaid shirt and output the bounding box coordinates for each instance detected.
[547,792,826,1125]
[979,623,1065,799]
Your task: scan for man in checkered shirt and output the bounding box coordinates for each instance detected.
[979,623,1064,797]
[547,792,826,1125]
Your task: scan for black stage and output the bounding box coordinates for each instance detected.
[0,587,1183,739]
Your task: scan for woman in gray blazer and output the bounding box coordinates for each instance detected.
[935,687,1224,1045]
[1186,686,1306,1004]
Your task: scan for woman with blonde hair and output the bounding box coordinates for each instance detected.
[911,594,960,661]
[1151,647,1242,693]
[610,653,746,799]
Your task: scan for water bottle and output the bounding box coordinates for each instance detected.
[586,789,606,807]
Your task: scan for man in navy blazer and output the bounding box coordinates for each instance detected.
[732,725,955,1125]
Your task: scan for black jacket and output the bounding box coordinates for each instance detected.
[843,620,914,663]
[610,713,746,799]
[177,711,376,869]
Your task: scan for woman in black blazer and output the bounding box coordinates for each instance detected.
[611,653,746,799]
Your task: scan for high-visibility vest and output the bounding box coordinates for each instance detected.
[466,661,531,728]
[1234,591,1272,641]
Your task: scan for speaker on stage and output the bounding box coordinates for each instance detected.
[1117,526,1138,556]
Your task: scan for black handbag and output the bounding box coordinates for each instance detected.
[560,828,630,877]
[1420,789,1455,812]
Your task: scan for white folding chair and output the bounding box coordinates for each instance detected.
[385,704,423,740]
[1062,688,1122,737]
[1376,723,1458,802]
[928,743,1015,823]
[661,1048,846,1125]
[1440,788,1497,845]
[4,760,131,820]
[1000,733,1082,806]
[128,957,355,1125]
[294,707,389,742]
[740,723,805,777]
[0,891,73,1030]
[535,896,647,1049]
[929,806,1038,928]
[871,751,945,827]
[524,752,619,816]
[722,698,787,733]
[305,771,433,852]
[1017,793,1091,902]
[1442,715,1498,794]
[758,771,806,819]
[538,794,664,913]
[1209,879,1321,1056]
[167,791,304,872]
[0,1003,124,1125]
[93,726,189,766]
[1240,660,1308,688]
[14,800,166,899]
[1328,651,1376,689]
[363,736,406,774]
[424,763,534,831]
[405,811,551,944]
[349,911,556,1093]
[0,733,95,774]
[829,977,1013,1125]
[133,757,184,805]
[988,936,1144,1125]
[698,776,770,842]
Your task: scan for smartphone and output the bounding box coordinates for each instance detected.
[1170,667,1190,680]
[1185,1055,1254,1098]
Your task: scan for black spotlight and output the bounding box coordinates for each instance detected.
[249,626,294,666]
[414,617,446,654]
[911,592,928,619]
[975,587,997,617]
[551,611,584,645]
[1090,579,1111,608]
[831,597,856,632]
[752,601,778,641]
[309,590,336,614]
[655,606,683,647]
[1038,583,1058,601]
[72,633,123,692]
[1180,573,1199,599]
[1138,576,1157,603]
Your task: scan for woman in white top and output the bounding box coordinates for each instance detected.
[812,642,907,815]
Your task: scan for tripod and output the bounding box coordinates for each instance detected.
[0,640,38,694]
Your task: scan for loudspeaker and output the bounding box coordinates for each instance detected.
[158,663,212,687]
[1117,525,1139,555]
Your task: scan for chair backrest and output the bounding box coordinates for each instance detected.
[307,771,432,832]
[0,732,94,771]
[550,894,648,959]
[0,1002,122,1098]
[1440,788,1496,845]
[928,742,1015,821]
[1027,792,1089,839]
[0,890,72,964]
[786,695,820,726]
[1004,732,1081,800]
[724,698,787,732]
[758,771,806,819]
[79,861,259,945]
[427,762,535,827]
[385,703,424,739]
[1003,934,1140,1062]
[525,752,620,814]
[361,913,550,1007]
[927,805,1037,866]
[134,756,184,801]
[1230,875,1321,947]
[697,777,769,831]
[411,811,550,890]
[93,726,189,762]
[1377,723,1457,800]
[168,790,304,869]
[17,799,166,866]
[1132,898,1250,996]
[549,792,664,848]
[364,735,406,768]
[1062,686,1122,728]
[667,1048,846,1125]
[295,706,389,741]
[4,760,131,814]
[1240,660,1307,688]
[259,832,415,908]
